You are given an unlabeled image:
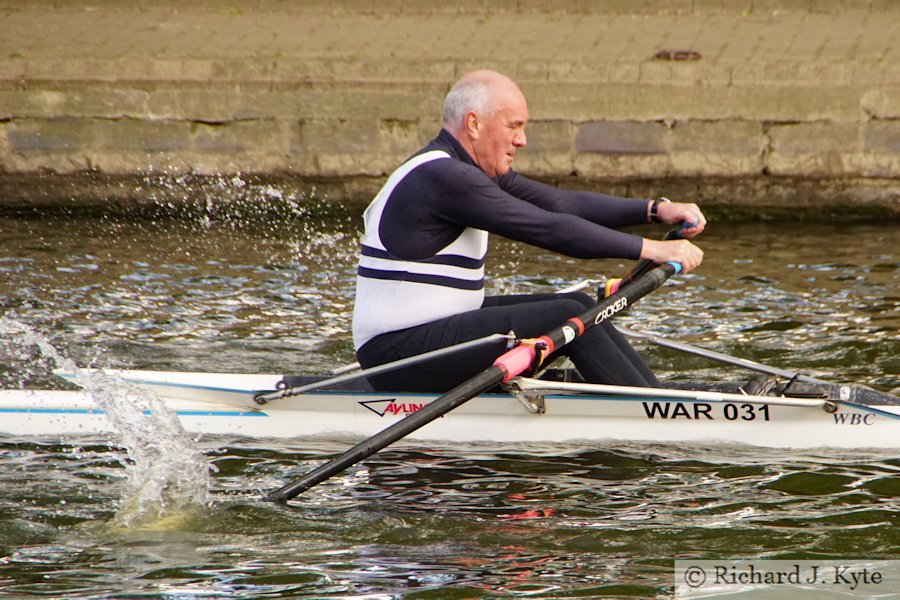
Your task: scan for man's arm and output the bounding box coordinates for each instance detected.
[435,166,645,260]
[497,170,648,228]
[496,169,706,272]
[500,170,707,240]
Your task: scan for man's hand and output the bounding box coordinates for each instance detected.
[640,238,704,273]
[657,201,706,239]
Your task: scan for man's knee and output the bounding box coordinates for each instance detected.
[557,291,594,311]
[553,297,593,320]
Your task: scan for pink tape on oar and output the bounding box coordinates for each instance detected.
[493,336,554,382]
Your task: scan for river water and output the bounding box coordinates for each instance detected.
[0,180,897,598]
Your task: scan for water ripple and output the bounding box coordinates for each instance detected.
[0,206,897,596]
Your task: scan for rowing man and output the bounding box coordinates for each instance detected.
[352,70,705,392]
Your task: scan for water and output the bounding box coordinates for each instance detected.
[0,319,210,529]
[0,183,898,598]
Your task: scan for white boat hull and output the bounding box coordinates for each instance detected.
[2,370,898,449]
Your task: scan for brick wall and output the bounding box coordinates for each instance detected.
[0,0,897,214]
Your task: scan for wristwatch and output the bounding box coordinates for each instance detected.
[650,197,670,223]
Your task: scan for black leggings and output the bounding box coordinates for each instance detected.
[356,292,658,392]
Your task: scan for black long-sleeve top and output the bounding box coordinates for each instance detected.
[377,129,647,261]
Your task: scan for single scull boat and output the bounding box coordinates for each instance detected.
[3,263,896,452]
[1,368,897,449]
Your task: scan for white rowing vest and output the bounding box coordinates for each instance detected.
[352,150,489,349]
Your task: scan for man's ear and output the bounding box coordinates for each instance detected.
[463,111,480,139]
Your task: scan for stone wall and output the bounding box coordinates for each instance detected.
[0,0,898,214]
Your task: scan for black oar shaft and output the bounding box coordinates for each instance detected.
[265,262,679,504]
[265,367,504,503]
[517,262,676,368]
[623,227,684,285]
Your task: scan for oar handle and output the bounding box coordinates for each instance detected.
[671,220,693,238]
[614,222,693,293]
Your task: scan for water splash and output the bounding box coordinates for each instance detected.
[0,316,210,528]
[137,171,318,232]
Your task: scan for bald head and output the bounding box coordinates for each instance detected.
[441,70,528,177]
[441,70,525,131]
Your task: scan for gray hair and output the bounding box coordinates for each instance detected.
[441,78,495,129]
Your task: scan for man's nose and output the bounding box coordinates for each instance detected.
[514,129,527,147]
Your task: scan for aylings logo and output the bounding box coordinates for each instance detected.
[360,398,427,417]
[594,297,628,325]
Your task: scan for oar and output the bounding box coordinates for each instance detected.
[614,325,831,386]
[264,261,682,503]
[608,223,691,296]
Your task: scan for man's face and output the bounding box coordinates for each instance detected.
[470,89,528,177]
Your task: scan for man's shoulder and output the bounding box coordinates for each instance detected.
[409,149,488,185]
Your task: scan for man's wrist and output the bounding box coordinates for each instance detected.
[649,196,670,223]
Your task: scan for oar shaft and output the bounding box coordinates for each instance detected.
[492,263,679,382]
[623,226,685,285]
[615,325,830,386]
[265,366,504,503]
